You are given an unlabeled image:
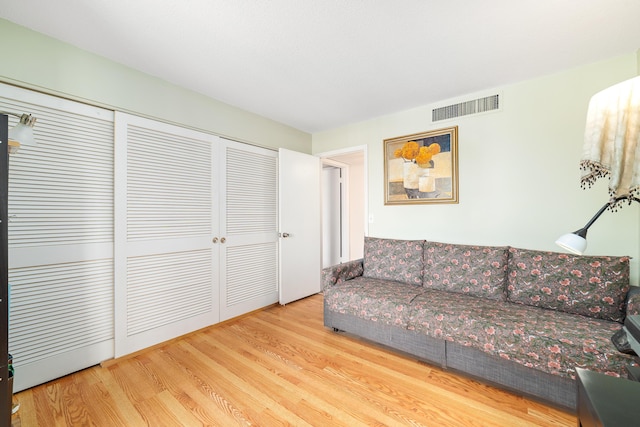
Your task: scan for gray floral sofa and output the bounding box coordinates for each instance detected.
[322,237,640,410]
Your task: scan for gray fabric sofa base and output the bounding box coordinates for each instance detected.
[324,304,447,367]
[446,341,576,410]
[324,302,576,411]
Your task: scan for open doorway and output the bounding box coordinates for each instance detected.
[319,147,367,268]
[322,163,343,268]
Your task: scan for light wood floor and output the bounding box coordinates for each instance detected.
[11,294,575,426]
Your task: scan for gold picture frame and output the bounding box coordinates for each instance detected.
[384,126,458,205]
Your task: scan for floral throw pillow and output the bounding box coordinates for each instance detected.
[362,237,425,286]
[507,247,630,322]
[423,241,509,301]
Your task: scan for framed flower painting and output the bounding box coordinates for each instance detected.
[384,126,458,205]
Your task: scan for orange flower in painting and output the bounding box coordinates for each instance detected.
[415,143,441,166]
[393,141,418,160]
[415,147,431,165]
[395,141,442,166]
[398,141,420,160]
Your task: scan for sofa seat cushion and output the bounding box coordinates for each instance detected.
[362,237,425,286]
[323,277,425,327]
[406,290,636,379]
[507,247,630,322]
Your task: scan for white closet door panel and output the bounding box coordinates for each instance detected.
[10,243,113,269]
[1,84,115,392]
[4,98,113,248]
[219,140,278,320]
[8,259,114,392]
[16,341,113,398]
[126,125,213,241]
[125,237,211,257]
[225,147,278,236]
[9,260,114,364]
[115,112,219,357]
[225,242,278,305]
[126,249,213,336]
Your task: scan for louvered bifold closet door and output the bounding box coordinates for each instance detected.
[114,112,219,357]
[219,140,279,321]
[1,84,115,392]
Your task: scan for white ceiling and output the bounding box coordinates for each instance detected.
[1,1,639,134]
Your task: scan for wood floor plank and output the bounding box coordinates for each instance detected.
[194,324,395,426]
[243,315,517,426]
[214,320,430,426]
[177,337,318,427]
[12,294,576,426]
[154,348,252,427]
[143,350,240,427]
[94,366,148,426]
[181,338,341,426]
[257,304,574,425]
[73,368,130,426]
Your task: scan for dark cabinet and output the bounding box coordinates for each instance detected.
[576,367,640,426]
[1,114,11,426]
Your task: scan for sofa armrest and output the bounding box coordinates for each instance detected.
[626,286,640,316]
[322,259,363,290]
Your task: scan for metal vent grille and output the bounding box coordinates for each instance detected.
[432,94,500,121]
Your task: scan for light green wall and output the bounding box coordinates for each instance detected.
[2,18,639,283]
[0,19,311,151]
[313,53,640,284]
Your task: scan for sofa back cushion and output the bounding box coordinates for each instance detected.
[423,241,509,300]
[507,247,630,322]
[362,237,424,285]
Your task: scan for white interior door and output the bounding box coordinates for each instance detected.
[279,148,321,304]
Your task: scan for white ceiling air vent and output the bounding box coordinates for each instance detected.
[432,94,500,122]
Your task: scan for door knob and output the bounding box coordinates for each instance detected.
[212,237,218,243]
[220,237,226,243]
[281,232,290,238]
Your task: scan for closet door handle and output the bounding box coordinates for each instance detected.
[220,237,226,243]
[212,237,218,243]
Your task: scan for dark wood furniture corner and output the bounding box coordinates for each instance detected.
[626,364,640,382]
[576,367,640,427]
[1,114,10,426]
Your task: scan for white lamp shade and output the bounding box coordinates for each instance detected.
[555,233,587,255]
[8,121,35,146]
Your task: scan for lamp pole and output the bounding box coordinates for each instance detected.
[572,202,612,239]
